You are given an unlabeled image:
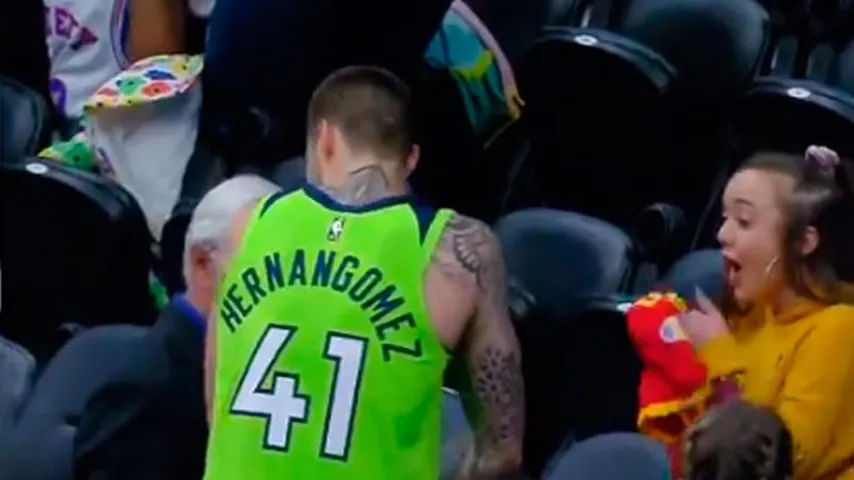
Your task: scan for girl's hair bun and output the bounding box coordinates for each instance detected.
[805,145,841,179]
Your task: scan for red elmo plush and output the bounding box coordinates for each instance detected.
[626,291,711,472]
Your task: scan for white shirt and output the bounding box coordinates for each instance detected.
[45,0,131,119]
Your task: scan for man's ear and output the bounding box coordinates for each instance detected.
[405,144,420,177]
[799,225,820,257]
[188,243,214,287]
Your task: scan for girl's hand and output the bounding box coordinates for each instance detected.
[678,287,729,348]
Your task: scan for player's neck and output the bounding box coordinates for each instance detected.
[317,163,408,206]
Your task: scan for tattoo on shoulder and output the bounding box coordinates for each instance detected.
[438,214,501,286]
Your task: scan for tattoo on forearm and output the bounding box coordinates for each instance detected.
[437,214,524,476]
[319,164,393,205]
[473,345,524,444]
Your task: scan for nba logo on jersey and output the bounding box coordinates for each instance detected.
[327,217,345,242]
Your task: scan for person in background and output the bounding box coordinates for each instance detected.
[44,0,194,127]
[680,145,854,478]
[203,65,524,480]
[74,175,280,480]
[684,399,793,480]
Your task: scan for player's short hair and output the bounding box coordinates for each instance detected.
[307,65,414,160]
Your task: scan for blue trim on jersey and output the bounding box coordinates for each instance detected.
[408,203,437,244]
[172,294,206,333]
[302,183,415,213]
[259,191,288,217]
[262,183,438,243]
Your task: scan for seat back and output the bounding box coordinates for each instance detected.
[0,325,148,479]
[495,209,635,475]
[519,28,677,224]
[663,249,724,300]
[617,0,769,105]
[0,335,36,431]
[495,208,633,317]
[543,433,671,480]
[204,0,454,164]
[0,158,157,356]
[0,75,49,162]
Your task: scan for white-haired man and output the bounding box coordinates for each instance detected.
[74,175,280,480]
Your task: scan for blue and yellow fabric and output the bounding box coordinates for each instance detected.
[424,0,524,146]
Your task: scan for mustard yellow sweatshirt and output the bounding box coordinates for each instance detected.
[700,302,854,480]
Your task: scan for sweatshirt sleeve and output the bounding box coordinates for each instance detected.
[698,333,743,379]
[775,310,854,478]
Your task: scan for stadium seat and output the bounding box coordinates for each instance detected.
[495,208,637,475]
[616,0,769,105]
[0,75,49,162]
[516,0,769,226]
[517,26,677,224]
[204,0,454,168]
[542,433,671,480]
[495,208,633,317]
[730,30,854,155]
[440,388,472,478]
[663,249,724,301]
[0,158,157,358]
[0,325,148,479]
[0,335,36,431]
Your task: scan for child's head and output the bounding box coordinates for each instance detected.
[684,400,793,480]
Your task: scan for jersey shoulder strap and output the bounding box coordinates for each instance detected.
[419,207,453,264]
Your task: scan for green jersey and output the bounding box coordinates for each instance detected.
[204,185,451,480]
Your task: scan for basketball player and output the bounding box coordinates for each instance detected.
[203,65,525,479]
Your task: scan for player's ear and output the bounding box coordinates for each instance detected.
[404,144,419,177]
[317,120,336,165]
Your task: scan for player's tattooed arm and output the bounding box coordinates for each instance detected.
[434,214,525,479]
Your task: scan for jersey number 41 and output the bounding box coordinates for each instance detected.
[229,325,368,460]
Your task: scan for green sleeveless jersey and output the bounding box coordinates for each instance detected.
[204,185,451,480]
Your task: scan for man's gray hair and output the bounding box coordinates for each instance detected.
[183,174,280,282]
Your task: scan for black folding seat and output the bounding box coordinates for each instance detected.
[495,208,639,475]
[733,40,854,157]
[692,34,854,247]
[0,335,36,431]
[0,158,157,359]
[204,0,454,170]
[0,325,147,479]
[0,75,49,162]
[515,0,769,227]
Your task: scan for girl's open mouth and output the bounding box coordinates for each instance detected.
[723,255,742,286]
